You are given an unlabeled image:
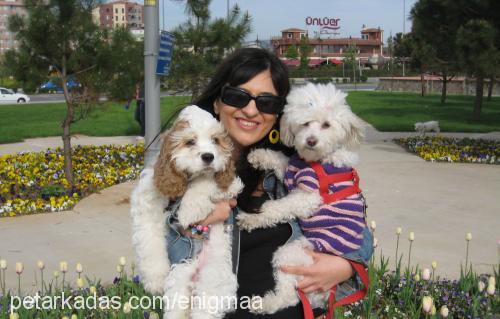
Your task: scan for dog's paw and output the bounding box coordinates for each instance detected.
[236,213,264,232]
[247,149,288,179]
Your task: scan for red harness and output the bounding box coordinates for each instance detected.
[297,161,369,319]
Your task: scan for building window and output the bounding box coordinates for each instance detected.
[115,8,118,14]
[115,16,118,21]
[122,8,124,13]
[122,16,124,21]
[287,33,292,39]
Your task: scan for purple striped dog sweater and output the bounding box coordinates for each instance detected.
[284,154,366,256]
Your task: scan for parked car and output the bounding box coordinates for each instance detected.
[0,87,30,104]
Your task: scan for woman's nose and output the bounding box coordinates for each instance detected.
[240,99,259,117]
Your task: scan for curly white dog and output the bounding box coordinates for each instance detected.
[414,121,440,135]
[237,83,366,315]
[130,105,243,319]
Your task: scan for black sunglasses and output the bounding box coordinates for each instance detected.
[221,86,285,114]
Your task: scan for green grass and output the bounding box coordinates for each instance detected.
[347,91,500,132]
[0,96,191,144]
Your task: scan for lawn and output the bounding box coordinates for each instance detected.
[0,96,191,144]
[346,91,500,132]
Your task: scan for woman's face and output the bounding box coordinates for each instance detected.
[214,69,278,150]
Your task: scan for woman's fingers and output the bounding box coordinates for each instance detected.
[198,199,234,226]
[280,265,312,276]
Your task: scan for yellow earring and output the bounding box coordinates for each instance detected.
[268,129,280,144]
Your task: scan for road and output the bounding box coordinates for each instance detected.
[18,84,379,104]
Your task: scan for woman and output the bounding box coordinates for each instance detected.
[179,48,369,318]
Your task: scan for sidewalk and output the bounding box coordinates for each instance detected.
[0,131,499,291]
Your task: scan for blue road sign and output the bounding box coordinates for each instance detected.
[156,31,175,76]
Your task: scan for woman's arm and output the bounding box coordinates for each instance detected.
[280,249,354,293]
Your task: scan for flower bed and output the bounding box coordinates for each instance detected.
[0,144,144,217]
[394,136,500,164]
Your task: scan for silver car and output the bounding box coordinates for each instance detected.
[0,87,30,104]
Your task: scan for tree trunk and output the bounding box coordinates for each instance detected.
[440,71,447,104]
[487,77,494,101]
[472,76,484,122]
[420,72,426,97]
[60,57,75,187]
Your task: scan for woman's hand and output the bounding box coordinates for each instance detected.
[180,199,237,239]
[198,198,237,226]
[280,249,354,293]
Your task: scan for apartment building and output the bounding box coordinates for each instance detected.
[0,0,26,53]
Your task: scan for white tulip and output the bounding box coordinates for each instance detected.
[414,273,420,282]
[487,283,496,295]
[478,280,485,292]
[76,263,83,274]
[422,268,431,281]
[9,312,19,319]
[76,278,84,289]
[123,302,131,314]
[440,305,449,318]
[119,257,127,267]
[409,232,415,241]
[71,314,78,319]
[370,221,376,231]
[466,232,472,241]
[0,259,7,270]
[53,270,60,278]
[89,286,97,294]
[422,296,433,313]
[37,261,45,270]
[15,262,23,275]
[396,227,402,235]
[117,265,123,273]
[59,261,68,273]
[431,261,438,270]
[488,276,496,287]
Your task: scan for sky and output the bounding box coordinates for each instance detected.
[137,0,419,42]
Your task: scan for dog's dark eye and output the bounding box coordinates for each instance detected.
[303,122,310,127]
[322,122,331,129]
[212,137,219,145]
[186,139,196,146]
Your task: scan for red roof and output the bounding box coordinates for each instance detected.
[328,59,343,65]
[281,28,306,33]
[308,59,326,66]
[282,59,300,66]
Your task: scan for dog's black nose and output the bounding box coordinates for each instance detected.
[201,153,214,164]
[306,137,317,147]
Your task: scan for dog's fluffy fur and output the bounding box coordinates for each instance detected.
[130,105,243,319]
[414,121,440,135]
[237,83,365,314]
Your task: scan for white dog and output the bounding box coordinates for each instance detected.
[237,83,367,315]
[130,105,243,319]
[414,121,440,135]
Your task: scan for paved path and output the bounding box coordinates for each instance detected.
[0,130,499,292]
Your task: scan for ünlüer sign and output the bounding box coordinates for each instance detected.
[306,16,341,34]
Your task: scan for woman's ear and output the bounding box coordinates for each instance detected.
[213,99,220,115]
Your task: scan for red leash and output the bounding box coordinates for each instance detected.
[298,260,369,319]
[298,162,369,319]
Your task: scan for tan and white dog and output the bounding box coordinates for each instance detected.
[130,105,243,319]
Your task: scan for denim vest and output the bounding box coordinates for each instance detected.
[164,170,373,300]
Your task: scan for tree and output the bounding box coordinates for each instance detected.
[411,0,458,104]
[298,36,312,70]
[285,45,299,60]
[8,0,143,188]
[456,20,499,121]
[165,1,251,99]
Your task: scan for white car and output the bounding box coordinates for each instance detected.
[0,87,30,104]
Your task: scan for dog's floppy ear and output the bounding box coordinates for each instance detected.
[279,112,295,147]
[344,113,365,149]
[215,159,235,192]
[153,121,189,199]
[214,132,235,191]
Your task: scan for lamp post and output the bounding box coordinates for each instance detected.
[144,0,161,167]
[402,0,406,77]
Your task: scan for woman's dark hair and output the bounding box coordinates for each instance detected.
[195,48,294,211]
